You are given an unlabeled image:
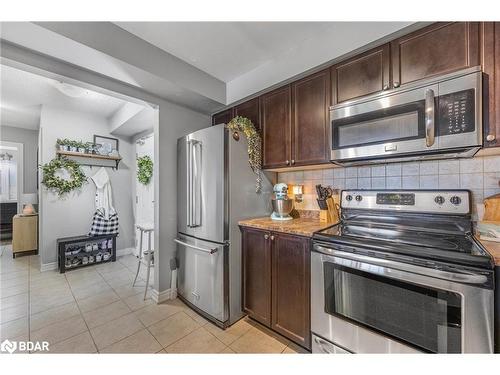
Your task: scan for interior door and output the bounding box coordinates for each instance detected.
[176,233,226,322]
[135,135,154,256]
[177,125,226,243]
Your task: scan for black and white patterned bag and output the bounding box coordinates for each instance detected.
[88,209,119,236]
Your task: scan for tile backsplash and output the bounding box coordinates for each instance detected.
[278,155,500,219]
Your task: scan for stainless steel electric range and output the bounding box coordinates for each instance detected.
[311,190,494,354]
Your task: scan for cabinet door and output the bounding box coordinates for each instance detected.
[234,98,260,133]
[331,44,390,104]
[261,85,292,169]
[271,233,311,349]
[391,22,480,87]
[241,227,272,327]
[212,108,234,126]
[482,22,500,148]
[292,69,331,166]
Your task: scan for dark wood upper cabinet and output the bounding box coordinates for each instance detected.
[391,22,480,87]
[241,227,272,327]
[271,232,311,349]
[212,108,234,126]
[481,22,500,148]
[234,98,260,133]
[332,44,390,104]
[292,69,331,166]
[260,85,292,169]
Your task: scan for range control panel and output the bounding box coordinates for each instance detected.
[438,89,475,135]
[342,190,470,215]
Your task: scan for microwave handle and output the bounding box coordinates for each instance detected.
[425,89,435,147]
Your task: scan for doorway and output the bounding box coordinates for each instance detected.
[134,133,155,257]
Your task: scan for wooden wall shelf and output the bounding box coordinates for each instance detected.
[56,150,121,169]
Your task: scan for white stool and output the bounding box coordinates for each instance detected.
[133,223,154,300]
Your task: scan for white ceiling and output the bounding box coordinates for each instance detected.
[115,22,339,82]
[0,64,130,130]
[2,22,417,114]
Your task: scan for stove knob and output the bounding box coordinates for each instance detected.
[434,196,445,205]
[450,196,462,205]
[346,194,353,201]
[355,195,363,202]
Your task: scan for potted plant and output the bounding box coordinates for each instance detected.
[85,142,95,154]
[56,138,71,152]
[76,141,87,153]
[68,140,78,152]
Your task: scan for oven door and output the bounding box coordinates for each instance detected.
[331,83,438,162]
[311,245,494,353]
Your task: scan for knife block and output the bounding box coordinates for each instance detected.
[319,196,340,223]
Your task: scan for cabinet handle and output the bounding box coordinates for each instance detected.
[270,235,275,241]
[285,160,290,165]
[487,134,496,142]
[383,84,389,90]
[393,81,400,88]
[264,234,269,240]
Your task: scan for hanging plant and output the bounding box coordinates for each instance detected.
[40,157,87,196]
[137,155,153,185]
[226,116,262,193]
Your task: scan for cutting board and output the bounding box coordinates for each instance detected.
[483,194,500,221]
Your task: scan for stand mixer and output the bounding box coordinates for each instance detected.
[270,183,294,221]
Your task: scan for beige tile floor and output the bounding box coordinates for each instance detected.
[0,244,307,354]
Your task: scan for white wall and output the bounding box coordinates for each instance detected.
[39,106,135,267]
[155,102,208,293]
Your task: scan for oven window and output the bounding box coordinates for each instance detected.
[324,263,462,353]
[332,100,426,149]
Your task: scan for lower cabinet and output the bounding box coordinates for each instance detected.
[241,227,311,349]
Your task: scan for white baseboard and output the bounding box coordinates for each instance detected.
[116,247,134,257]
[151,288,177,303]
[40,262,58,272]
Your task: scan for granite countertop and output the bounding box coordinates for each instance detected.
[238,216,334,237]
[477,237,500,266]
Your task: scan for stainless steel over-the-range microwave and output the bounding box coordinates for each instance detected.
[330,67,483,165]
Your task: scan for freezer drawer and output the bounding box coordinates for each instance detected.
[175,234,227,323]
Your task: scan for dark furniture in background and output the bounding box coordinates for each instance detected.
[57,234,117,273]
[331,44,390,104]
[0,202,18,240]
[261,85,292,169]
[211,108,234,126]
[241,226,311,350]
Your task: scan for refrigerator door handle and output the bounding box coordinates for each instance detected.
[187,140,192,227]
[192,140,202,227]
[174,238,218,254]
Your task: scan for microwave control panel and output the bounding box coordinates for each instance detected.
[438,89,475,135]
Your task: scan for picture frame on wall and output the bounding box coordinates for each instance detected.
[93,135,119,156]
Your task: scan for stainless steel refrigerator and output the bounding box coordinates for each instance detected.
[176,124,274,327]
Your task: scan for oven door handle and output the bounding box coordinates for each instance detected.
[314,245,488,285]
[425,88,435,147]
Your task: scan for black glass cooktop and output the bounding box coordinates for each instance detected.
[314,219,493,269]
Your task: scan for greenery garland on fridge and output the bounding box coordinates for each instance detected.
[226,116,262,193]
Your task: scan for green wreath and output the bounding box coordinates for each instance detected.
[226,116,262,193]
[137,155,153,185]
[41,157,87,196]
